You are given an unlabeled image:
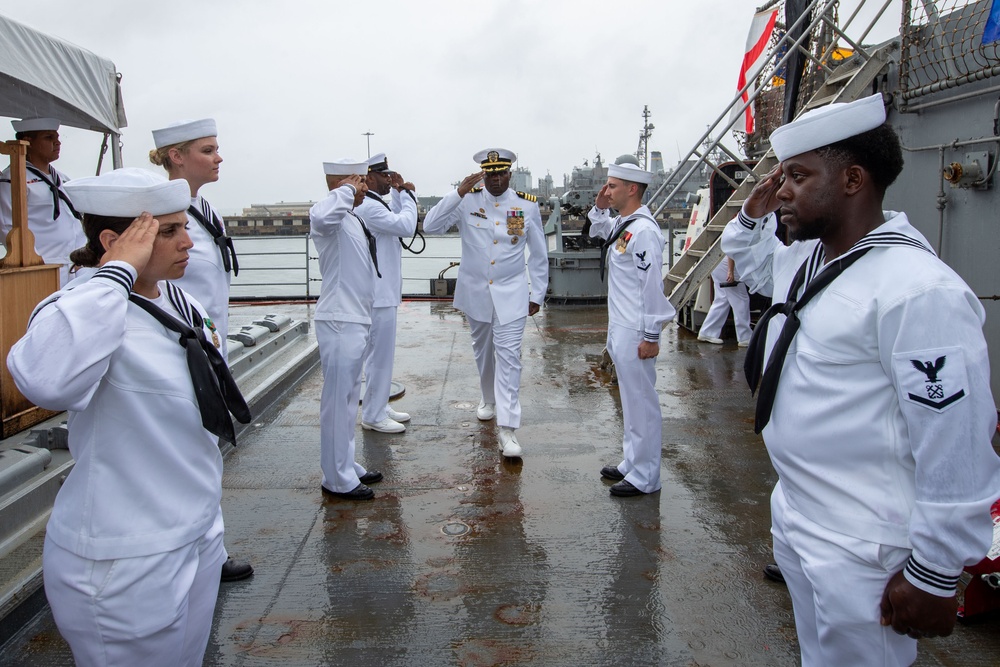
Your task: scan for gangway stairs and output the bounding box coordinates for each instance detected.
[649,0,899,313]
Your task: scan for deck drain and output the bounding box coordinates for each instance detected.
[441,521,470,536]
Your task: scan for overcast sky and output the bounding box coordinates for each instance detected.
[4,1,901,214]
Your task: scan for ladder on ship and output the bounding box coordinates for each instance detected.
[647,0,898,311]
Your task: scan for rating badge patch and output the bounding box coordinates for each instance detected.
[900,352,967,412]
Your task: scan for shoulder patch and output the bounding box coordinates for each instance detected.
[515,191,537,202]
[894,348,969,413]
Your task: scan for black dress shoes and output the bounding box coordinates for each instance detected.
[359,470,383,484]
[322,483,375,500]
[220,556,254,582]
[600,465,625,481]
[763,563,786,584]
[609,480,644,497]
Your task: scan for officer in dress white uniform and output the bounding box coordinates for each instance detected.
[721,94,1000,666]
[422,148,548,458]
[311,159,385,500]
[356,153,417,433]
[587,163,675,497]
[7,168,250,667]
[696,256,752,346]
[150,119,251,582]
[0,117,86,287]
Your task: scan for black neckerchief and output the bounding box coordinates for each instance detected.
[187,199,239,275]
[129,283,251,444]
[744,229,934,433]
[351,212,382,278]
[24,164,82,221]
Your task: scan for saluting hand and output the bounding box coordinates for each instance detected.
[342,175,368,207]
[457,171,485,197]
[595,184,612,210]
[391,172,416,191]
[99,212,158,275]
[743,165,784,218]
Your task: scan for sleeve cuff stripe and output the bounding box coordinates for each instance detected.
[94,266,134,292]
[905,558,960,590]
[737,211,757,230]
[643,332,660,342]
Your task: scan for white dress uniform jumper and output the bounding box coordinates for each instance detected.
[7,264,239,666]
[698,258,752,345]
[722,208,1000,666]
[588,204,675,494]
[356,185,417,426]
[422,186,548,433]
[310,183,379,493]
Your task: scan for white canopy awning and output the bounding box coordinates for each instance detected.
[0,13,126,136]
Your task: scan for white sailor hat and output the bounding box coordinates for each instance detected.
[770,93,886,162]
[152,118,218,149]
[608,162,653,185]
[63,168,191,217]
[473,148,516,173]
[323,159,368,176]
[367,153,390,172]
[12,117,60,133]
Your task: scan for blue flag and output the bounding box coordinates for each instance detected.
[984,0,1000,44]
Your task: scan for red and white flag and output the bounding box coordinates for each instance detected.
[730,8,779,134]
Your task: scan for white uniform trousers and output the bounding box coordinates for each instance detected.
[43,509,226,667]
[771,483,917,667]
[361,305,398,424]
[317,319,370,492]
[468,312,526,429]
[699,263,752,342]
[607,324,662,493]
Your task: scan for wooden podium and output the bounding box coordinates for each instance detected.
[0,140,61,438]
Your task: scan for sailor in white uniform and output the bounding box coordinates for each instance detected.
[422,148,548,458]
[0,117,86,287]
[696,256,752,346]
[721,94,1000,665]
[311,159,384,500]
[7,168,249,667]
[588,163,675,497]
[150,118,251,582]
[356,153,417,434]
[149,118,238,358]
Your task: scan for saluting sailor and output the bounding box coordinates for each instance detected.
[149,119,252,583]
[7,168,250,666]
[0,117,86,287]
[588,163,675,497]
[149,118,238,358]
[422,148,548,458]
[311,159,385,500]
[722,93,1000,665]
[356,153,418,434]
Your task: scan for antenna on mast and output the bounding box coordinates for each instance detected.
[635,105,654,171]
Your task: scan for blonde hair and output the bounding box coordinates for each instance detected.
[148,139,196,173]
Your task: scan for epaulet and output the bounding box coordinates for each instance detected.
[471,186,483,193]
[515,191,537,202]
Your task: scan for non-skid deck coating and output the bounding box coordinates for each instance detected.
[2,301,999,666]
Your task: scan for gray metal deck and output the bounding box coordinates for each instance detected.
[1,301,998,666]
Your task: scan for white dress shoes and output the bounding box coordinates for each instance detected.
[361,417,405,433]
[386,407,411,422]
[476,400,496,421]
[498,427,522,458]
[697,335,724,345]
[737,339,751,348]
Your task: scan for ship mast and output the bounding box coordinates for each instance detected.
[635,105,654,171]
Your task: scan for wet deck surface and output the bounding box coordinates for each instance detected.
[3,301,999,666]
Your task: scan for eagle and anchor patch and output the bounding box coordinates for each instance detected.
[897,349,967,412]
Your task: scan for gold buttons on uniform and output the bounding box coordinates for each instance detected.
[495,221,500,225]
[489,279,493,284]
[493,239,498,244]
[491,260,495,265]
